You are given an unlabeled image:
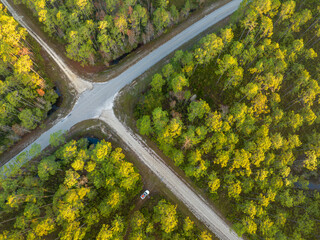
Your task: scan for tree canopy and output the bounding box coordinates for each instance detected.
[15,0,209,66]
[0,138,212,239]
[136,0,320,238]
[0,4,57,155]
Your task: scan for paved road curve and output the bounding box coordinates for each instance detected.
[1,0,243,239]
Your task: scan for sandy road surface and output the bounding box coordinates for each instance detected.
[100,110,242,240]
[1,0,243,239]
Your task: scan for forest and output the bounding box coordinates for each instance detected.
[135,0,320,238]
[0,4,58,156]
[0,137,212,239]
[14,0,209,66]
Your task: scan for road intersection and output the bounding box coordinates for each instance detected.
[1,0,243,239]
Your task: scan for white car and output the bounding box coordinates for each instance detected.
[140,190,150,199]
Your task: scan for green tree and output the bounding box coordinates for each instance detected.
[34,218,55,237]
[137,115,153,136]
[183,216,194,237]
[29,143,41,158]
[64,170,80,188]
[303,150,317,171]
[18,109,39,130]
[150,73,165,92]
[49,130,66,147]
[188,100,210,122]
[199,230,212,240]
[208,172,220,193]
[38,155,60,181]
[153,8,170,33]
[275,0,296,25]
[216,54,238,84]
[152,107,169,133]
[170,74,189,93]
[153,200,178,234]
[92,140,112,161]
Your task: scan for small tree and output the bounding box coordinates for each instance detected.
[150,73,165,92]
[38,156,60,181]
[188,100,210,122]
[153,200,178,233]
[29,143,41,158]
[49,130,66,147]
[137,115,153,136]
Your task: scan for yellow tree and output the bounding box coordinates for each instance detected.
[153,200,178,234]
[115,14,128,35]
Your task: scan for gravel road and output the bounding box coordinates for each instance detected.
[1,0,243,239]
[100,110,242,240]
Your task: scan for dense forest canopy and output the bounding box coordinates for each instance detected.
[136,0,320,238]
[0,4,57,155]
[0,138,212,239]
[14,0,208,66]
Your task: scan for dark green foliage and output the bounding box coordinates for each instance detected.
[135,0,320,238]
[15,0,209,66]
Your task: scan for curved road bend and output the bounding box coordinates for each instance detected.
[1,0,243,239]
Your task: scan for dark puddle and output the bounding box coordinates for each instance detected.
[110,43,142,66]
[86,137,101,146]
[47,86,62,116]
[295,181,320,190]
[307,182,320,190]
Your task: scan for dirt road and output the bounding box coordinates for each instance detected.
[100,110,242,240]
